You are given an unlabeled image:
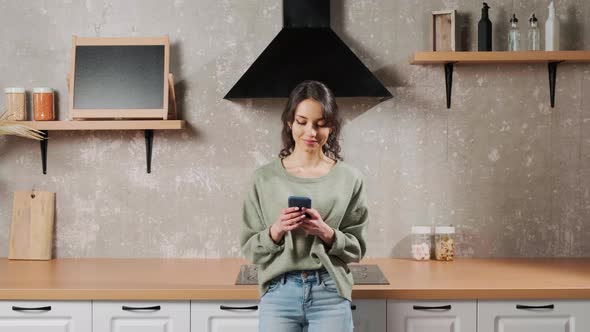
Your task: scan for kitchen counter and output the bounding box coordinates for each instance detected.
[0,258,589,300]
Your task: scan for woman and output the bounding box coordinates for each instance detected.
[240,80,368,332]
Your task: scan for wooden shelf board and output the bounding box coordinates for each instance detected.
[411,51,590,65]
[17,120,186,131]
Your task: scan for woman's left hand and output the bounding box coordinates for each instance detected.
[300,208,335,247]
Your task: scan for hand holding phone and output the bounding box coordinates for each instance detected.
[269,206,307,243]
[288,196,312,219]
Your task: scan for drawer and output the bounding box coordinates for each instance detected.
[351,299,386,332]
[93,301,189,332]
[387,300,477,332]
[478,300,590,332]
[191,301,259,332]
[0,300,91,332]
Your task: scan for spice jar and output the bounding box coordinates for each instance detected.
[3,88,26,120]
[33,88,54,121]
[435,226,455,261]
[411,226,432,261]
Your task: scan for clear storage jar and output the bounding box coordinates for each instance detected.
[3,87,26,120]
[411,226,432,261]
[434,226,455,261]
[33,87,54,121]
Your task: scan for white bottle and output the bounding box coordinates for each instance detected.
[545,2,560,50]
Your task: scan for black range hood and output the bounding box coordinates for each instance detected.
[224,0,392,99]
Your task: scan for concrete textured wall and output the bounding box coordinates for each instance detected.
[1,0,589,258]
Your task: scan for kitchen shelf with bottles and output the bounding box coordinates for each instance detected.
[22,120,186,174]
[410,50,590,109]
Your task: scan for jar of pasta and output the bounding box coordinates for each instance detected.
[33,88,54,121]
[411,226,432,261]
[434,226,455,261]
[3,87,26,120]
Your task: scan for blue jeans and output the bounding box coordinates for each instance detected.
[258,268,353,332]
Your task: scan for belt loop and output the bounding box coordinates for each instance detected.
[281,273,286,285]
[316,270,321,286]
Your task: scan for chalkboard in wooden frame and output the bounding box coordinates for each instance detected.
[69,36,170,120]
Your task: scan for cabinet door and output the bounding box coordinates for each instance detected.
[93,301,189,332]
[478,300,590,332]
[0,301,91,332]
[191,301,259,332]
[387,300,476,332]
[352,299,387,332]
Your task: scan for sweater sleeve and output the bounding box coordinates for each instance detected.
[240,175,285,264]
[327,176,368,263]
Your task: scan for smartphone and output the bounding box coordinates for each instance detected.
[288,196,312,219]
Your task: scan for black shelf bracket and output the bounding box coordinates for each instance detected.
[145,129,154,174]
[40,130,48,174]
[444,62,456,109]
[548,61,563,108]
[38,129,156,175]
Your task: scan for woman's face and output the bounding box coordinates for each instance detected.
[289,99,332,152]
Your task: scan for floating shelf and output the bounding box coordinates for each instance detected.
[20,120,186,174]
[411,51,590,64]
[22,120,185,131]
[410,51,590,108]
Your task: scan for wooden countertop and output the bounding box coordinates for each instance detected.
[0,258,589,300]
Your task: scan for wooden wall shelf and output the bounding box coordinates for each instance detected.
[411,51,590,64]
[410,51,590,108]
[22,120,186,174]
[23,120,185,131]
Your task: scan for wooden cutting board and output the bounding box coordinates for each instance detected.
[9,191,55,260]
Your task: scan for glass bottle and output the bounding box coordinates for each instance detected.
[508,14,521,51]
[528,14,541,51]
[478,2,492,51]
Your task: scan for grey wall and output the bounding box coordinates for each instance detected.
[1,0,589,258]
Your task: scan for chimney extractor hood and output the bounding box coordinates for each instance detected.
[224,0,392,99]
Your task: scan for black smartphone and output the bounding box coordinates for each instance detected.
[288,196,312,219]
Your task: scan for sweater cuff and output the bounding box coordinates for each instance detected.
[327,228,346,256]
[261,227,285,253]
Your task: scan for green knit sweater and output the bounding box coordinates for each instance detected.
[240,158,368,301]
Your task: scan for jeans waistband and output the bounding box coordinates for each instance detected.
[280,268,329,285]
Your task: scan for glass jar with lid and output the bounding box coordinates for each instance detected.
[434,226,455,261]
[4,87,26,120]
[411,226,432,261]
[33,87,55,121]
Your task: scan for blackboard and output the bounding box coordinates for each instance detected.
[73,45,165,109]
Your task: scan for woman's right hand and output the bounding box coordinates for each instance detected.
[269,207,305,243]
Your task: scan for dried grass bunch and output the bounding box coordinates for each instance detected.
[0,107,44,140]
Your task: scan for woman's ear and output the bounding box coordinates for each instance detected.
[287,122,292,130]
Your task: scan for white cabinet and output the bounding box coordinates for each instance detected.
[0,301,91,332]
[351,299,387,332]
[387,300,477,332]
[93,301,189,332]
[191,301,259,332]
[478,300,590,332]
[190,299,385,332]
[2,298,588,332]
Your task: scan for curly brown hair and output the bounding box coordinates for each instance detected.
[279,80,342,161]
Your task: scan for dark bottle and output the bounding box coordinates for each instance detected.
[478,2,492,51]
